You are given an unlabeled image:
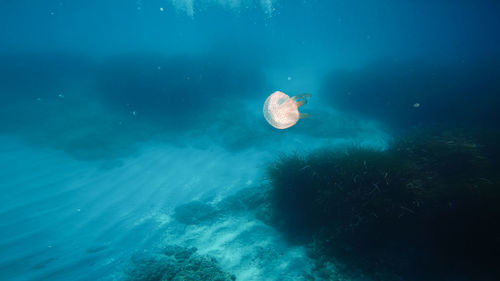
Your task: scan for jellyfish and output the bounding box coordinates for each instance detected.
[263,91,311,129]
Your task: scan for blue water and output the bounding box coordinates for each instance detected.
[0,1,499,280]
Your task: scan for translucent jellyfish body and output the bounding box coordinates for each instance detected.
[263,91,311,129]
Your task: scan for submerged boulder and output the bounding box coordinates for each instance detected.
[125,245,235,281]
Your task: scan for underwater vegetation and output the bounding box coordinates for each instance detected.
[125,245,235,281]
[322,61,500,130]
[266,129,500,281]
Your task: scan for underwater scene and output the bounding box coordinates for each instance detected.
[1,1,500,280]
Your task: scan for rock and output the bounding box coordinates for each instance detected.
[173,201,219,225]
[172,256,235,281]
[125,245,235,281]
[174,247,197,262]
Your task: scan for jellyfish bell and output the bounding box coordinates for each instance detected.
[263,91,311,129]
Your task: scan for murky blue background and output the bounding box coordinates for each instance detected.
[0,1,499,280]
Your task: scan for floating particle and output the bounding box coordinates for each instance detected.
[413,103,420,108]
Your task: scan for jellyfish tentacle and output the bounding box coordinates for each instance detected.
[299,113,311,119]
[291,93,312,101]
[292,93,311,107]
[295,99,308,107]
